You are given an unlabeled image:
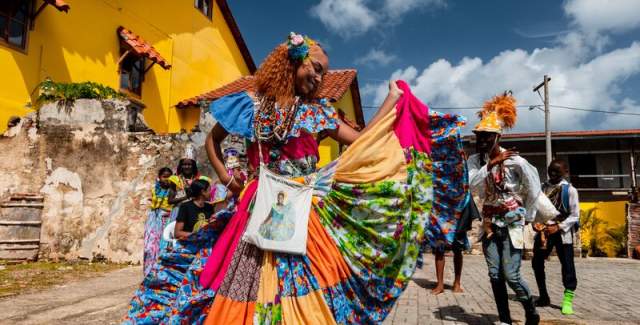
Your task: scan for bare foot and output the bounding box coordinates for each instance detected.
[452,283,464,293]
[431,285,444,295]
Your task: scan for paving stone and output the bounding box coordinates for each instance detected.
[385,255,640,325]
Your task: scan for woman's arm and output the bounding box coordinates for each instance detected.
[167,188,186,205]
[205,124,243,194]
[326,80,403,146]
[174,221,191,240]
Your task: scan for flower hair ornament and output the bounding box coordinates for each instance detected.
[287,32,316,62]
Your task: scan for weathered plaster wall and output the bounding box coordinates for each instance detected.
[0,100,216,263]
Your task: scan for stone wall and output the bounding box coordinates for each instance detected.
[0,99,217,263]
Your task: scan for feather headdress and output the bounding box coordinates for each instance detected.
[473,91,517,134]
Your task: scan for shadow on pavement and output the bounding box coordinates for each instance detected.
[412,278,453,290]
[435,305,499,324]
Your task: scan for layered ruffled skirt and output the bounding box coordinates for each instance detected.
[124,83,466,325]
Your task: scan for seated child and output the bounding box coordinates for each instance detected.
[174,179,214,240]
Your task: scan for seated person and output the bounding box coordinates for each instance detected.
[174,179,214,240]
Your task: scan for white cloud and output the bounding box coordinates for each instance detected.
[311,0,446,38]
[310,0,376,38]
[364,39,640,134]
[565,0,640,33]
[362,1,640,133]
[355,49,398,66]
[383,0,446,20]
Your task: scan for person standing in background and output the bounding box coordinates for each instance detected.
[532,159,579,315]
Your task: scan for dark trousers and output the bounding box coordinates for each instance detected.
[532,231,577,298]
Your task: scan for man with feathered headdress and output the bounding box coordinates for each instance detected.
[468,91,557,325]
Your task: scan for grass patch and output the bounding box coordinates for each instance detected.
[0,261,127,298]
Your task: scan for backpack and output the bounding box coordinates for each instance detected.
[559,183,579,231]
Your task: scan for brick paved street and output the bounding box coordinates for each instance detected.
[1,255,638,324]
[385,255,640,325]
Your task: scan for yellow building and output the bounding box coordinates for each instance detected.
[0,0,255,134]
[177,69,365,165]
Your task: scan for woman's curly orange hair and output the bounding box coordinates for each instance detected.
[255,43,297,110]
[253,42,325,141]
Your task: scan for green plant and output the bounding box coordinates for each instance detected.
[581,207,607,257]
[581,207,628,257]
[605,224,628,257]
[36,79,125,110]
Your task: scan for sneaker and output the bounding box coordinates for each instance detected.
[561,290,575,315]
[535,295,550,307]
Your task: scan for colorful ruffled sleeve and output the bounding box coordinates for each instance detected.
[209,91,255,139]
[288,98,339,138]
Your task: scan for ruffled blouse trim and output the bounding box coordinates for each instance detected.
[209,91,255,139]
[287,98,338,139]
[209,92,339,141]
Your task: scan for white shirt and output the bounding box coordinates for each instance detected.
[542,179,580,244]
[468,149,558,249]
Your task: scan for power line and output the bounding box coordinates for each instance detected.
[550,105,640,116]
[361,103,640,117]
[361,105,535,110]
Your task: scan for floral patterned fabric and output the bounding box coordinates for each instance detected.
[143,208,171,276]
[424,111,469,252]
[125,216,231,324]
[314,149,433,323]
[123,86,467,324]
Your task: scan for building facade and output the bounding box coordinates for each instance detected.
[464,129,640,257]
[0,0,254,134]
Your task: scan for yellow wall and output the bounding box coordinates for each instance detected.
[579,200,627,257]
[317,88,359,167]
[0,0,251,133]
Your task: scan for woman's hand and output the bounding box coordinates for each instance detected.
[388,80,404,100]
[205,124,246,194]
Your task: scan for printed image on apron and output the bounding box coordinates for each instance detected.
[258,191,294,241]
[243,166,313,255]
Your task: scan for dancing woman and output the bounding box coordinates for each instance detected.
[124,32,467,324]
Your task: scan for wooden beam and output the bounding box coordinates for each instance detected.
[30,2,48,29]
[143,61,156,74]
[116,49,131,72]
[32,2,48,20]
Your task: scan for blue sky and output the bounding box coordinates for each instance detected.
[229,0,640,134]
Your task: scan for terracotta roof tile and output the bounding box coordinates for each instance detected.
[118,27,171,70]
[316,69,357,101]
[177,69,357,108]
[463,129,640,141]
[503,129,640,138]
[44,0,70,12]
[337,109,362,131]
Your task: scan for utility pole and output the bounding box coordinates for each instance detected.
[534,75,552,175]
[631,142,638,203]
